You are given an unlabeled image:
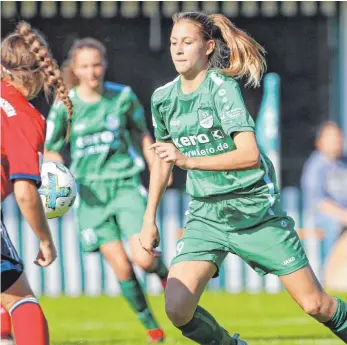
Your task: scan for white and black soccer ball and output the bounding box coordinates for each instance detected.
[38,161,77,219]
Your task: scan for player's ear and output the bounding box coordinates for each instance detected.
[206,40,215,57]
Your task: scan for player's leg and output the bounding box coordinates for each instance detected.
[228,204,347,343]
[77,180,164,342]
[128,234,168,287]
[101,240,164,343]
[1,304,12,342]
[118,176,168,286]
[96,218,164,343]
[166,260,239,345]
[167,197,245,345]
[280,265,347,342]
[2,273,49,345]
[1,221,49,345]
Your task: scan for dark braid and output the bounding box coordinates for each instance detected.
[1,21,73,140]
[16,22,73,138]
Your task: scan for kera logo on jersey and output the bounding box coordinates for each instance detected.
[172,134,210,148]
[198,107,214,129]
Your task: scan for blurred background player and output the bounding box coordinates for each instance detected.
[301,121,347,261]
[140,11,347,345]
[44,37,167,343]
[1,22,73,345]
[301,121,347,289]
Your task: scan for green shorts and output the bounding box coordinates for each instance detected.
[172,191,309,277]
[76,175,147,252]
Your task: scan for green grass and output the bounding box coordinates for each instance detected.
[40,292,347,345]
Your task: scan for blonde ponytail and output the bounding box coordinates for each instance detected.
[209,14,266,88]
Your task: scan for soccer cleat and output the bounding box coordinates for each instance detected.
[232,333,248,345]
[147,328,165,343]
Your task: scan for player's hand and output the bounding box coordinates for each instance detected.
[139,220,162,257]
[34,240,57,267]
[150,142,190,170]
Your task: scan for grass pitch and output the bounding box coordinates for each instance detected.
[41,292,347,345]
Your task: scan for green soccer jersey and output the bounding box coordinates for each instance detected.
[45,82,147,181]
[151,69,278,198]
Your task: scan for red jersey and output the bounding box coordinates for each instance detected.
[1,81,46,202]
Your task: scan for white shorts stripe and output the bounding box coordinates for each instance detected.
[9,297,39,315]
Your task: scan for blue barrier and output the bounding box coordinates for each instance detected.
[2,187,324,296]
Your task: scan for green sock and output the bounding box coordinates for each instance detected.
[147,257,169,281]
[323,297,347,342]
[119,276,160,330]
[177,306,234,345]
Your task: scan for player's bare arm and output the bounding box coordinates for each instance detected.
[151,132,260,171]
[140,150,174,255]
[43,149,64,164]
[13,179,57,267]
[141,131,155,170]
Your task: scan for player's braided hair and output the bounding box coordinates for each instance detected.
[173,12,267,88]
[1,21,73,139]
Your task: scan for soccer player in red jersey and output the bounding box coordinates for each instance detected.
[1,22,72,345]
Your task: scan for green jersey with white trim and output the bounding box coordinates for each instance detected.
[151,69,279,198]
[45,82,147,182]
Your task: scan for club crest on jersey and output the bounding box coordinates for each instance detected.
[105,114,120,130]
[198,107,214,129]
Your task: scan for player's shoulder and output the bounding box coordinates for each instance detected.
[1,83,44,124]
[104,81,134,99]
[51,88,77,113]
[152,76,180,106]
[207,69,239,94]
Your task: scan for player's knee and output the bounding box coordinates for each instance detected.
[300,295,325,317]
[132,253,154,272]
[165,300,192,325]
[165,292,194,326]
[1,294,35,313]
[109,258,133,281]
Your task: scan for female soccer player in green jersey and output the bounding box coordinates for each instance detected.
[44,38,167,343]
[139,12,347,345]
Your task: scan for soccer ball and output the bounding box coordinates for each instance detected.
[38,161,77,219]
